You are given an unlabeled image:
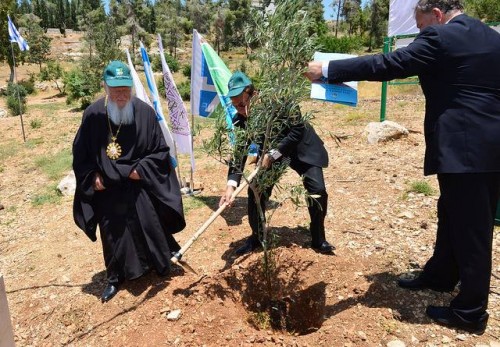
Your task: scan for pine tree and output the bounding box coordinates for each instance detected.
[21,13,52,71]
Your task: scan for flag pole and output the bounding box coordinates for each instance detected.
[172,140,183,187]
[9,41,26,142]
[190,113,195,193]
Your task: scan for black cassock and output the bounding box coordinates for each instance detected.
[73,97,186,284]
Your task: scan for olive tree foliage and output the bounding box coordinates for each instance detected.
[204,0,318,298]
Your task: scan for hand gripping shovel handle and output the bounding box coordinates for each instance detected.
[170,167,260,270]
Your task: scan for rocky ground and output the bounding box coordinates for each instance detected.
[0,47,499,346]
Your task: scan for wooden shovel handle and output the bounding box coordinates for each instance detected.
[171,167,260,264]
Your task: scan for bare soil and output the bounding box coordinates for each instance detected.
[0,39,499,346]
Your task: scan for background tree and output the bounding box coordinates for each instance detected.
[18,0,32,14]
[342,0,362,35]
[33,0,50,31]
[20,13,52,71]
[68,2,122,108]
[465,0,500,22]
[156,0,191,58]
[186,0,213,34]
[0,1,26,82]
[57,0,66,35]
[367,0,389,51]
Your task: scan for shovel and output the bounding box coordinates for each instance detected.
[170,168,260,274]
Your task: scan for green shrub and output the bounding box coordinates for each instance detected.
[182,64,191,79]
[18,78,36,95]
[31,185,62,206]
[39,61,65,94]
[6,83,28,116]
[151,53,180,73]
[157,76,165,96]
[177,81,190,101]
[30,119,42,129]
[407,180,436,196]
[316,35,363,54]
[64,68,99,109]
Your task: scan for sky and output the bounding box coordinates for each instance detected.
[322,0,370,20]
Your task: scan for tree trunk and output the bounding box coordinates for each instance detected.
[9,64,14,83]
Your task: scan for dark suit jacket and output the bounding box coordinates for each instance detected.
[227,113,328,185]
[327,14,500,175]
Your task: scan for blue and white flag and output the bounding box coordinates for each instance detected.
[191,30,237,125]
[190,30,219,118]
[139,42,177,167]
[125,49,153,108]
[7,15,29,51]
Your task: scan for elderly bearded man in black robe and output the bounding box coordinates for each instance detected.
[73,61,186,302]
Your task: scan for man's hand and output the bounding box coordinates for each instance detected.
[262,153,273,169]
[93,172,106,191]
[304,61,324,81]
[129,169,141,180]
[219,185,236,208]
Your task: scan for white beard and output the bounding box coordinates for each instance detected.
[107,99,134,125]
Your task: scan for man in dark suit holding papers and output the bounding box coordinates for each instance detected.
[306,0,500,335]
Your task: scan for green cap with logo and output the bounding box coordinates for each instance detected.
[227,71,252,98]
[103,60,133,87]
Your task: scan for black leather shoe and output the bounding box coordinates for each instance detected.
[426,305,487,335]
[397,276,455,292]
[235,238,261,256]
[312,241,335,254]
[101,283,119,302]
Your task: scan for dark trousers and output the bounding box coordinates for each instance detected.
[422,173,500,320]
[247,161,328,247]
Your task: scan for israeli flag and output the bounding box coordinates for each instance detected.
[139,42,177,168]
[7,15,29,51]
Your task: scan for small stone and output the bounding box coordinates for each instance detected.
[357,331,367,340]
[387,340,406,347]
[398,211,414,219]
[167,309,182,321]
[442,335,451,343]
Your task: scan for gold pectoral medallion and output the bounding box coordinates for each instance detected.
[106,137,122,160]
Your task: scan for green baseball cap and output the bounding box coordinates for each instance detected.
[103,60,133,87]
[227,71,252,98]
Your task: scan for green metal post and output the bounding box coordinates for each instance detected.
[379,37,391,122]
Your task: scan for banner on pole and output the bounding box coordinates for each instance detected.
[126,49,153,107]
[157,34,195,170]
[139,42,177,167]
[190,30,236,127]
